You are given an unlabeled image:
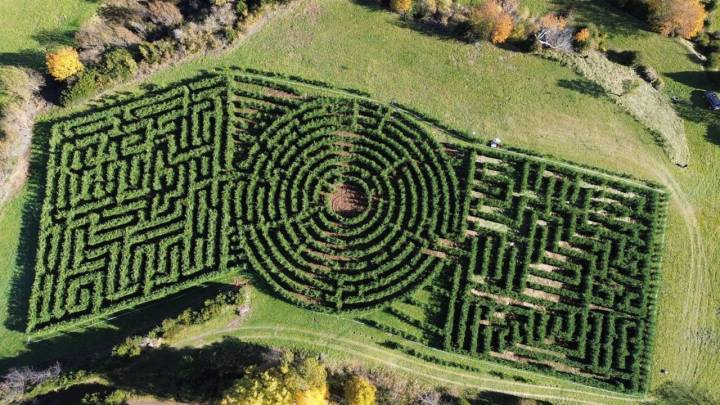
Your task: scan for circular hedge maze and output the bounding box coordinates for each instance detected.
[234,98,464,311]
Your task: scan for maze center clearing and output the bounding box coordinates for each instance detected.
[329,183,369,217]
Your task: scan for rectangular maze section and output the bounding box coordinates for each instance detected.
[28,75,237,332]
[445,147,668,392]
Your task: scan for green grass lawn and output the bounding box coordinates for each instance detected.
[0,0,98,70]
[0,0,718,400]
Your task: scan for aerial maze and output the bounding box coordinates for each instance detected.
[28,68,669,393]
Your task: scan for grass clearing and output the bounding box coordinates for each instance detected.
[0,0,98,70]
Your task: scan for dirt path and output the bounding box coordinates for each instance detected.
[173,325,644,404]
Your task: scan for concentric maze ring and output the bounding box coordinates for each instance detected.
[234,97,463,311]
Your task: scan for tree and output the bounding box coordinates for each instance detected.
[574,28,590,43]
[0,363,61,402]
[45,47,84,81]
[390,0,413,13]
[344,375,377,405]
[467,0,514,44]
[295,385,329,405]
[436,0,452,19]
[417,0,437,18]
[648,0,706,39]
[220,354,328,405]
[536,13,573,51]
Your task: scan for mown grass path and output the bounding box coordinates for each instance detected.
[654,165,710,383]
[174,324,647,405]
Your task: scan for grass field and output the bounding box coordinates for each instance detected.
[0,0,98,70]
[0,0,718,400]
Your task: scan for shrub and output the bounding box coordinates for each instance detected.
[97,48,138,86]
[75,19,142,64]
[648,0,706,39]
[390,0,413,14]
[138,39,176,65]
[538,13,567,30]
[636,64,664,90]
[112,335,144,358]
[81,389,129,405]
[100,0,146,26]
[492,14,513,44]
[436,0,452,19]
[148,0,184,27]
[344,375,377,405]
[236,0,248,17]
[707,51,720,70]
[573,27,592,51]
[574,27,590,42]
[176,23,223,54]
[46,47,84,81]
[414,0,437,18]
[60,69,99,106]
[467,0,514,44]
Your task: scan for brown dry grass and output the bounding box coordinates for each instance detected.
[543,50,690,167]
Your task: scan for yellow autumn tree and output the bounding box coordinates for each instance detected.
[538,13,567,30]
[45,47,83,81]
[468,0,514,44]
[491,13,513,44]
[390,0,412,14]
[221,354,328,405]
[574,28,591,42]
[344,375,377,405]
[648,0,706,39]
[295,384,329,405]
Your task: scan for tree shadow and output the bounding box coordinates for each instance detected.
[0,49,45,69]
[31,28,77,49]
[663,81,720,147]
[391,16,463,43]
[27,337,274,404]
[105,338,273,402]
[666,71,713,90]
[4,120,52,333]
[0,281,233,373]
[551,0,649,38]
[0,25,80,70]
[557,78,607,98]
[349,0,466,44]
[474,391,552,405]
[28,383,112,405]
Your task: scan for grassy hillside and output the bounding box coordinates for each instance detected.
[0,0,718,400]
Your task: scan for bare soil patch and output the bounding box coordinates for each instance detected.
[330,183,368,217]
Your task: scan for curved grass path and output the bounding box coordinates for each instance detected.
[173,323,647,405]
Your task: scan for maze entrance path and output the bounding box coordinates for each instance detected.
[26,68,669,394]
